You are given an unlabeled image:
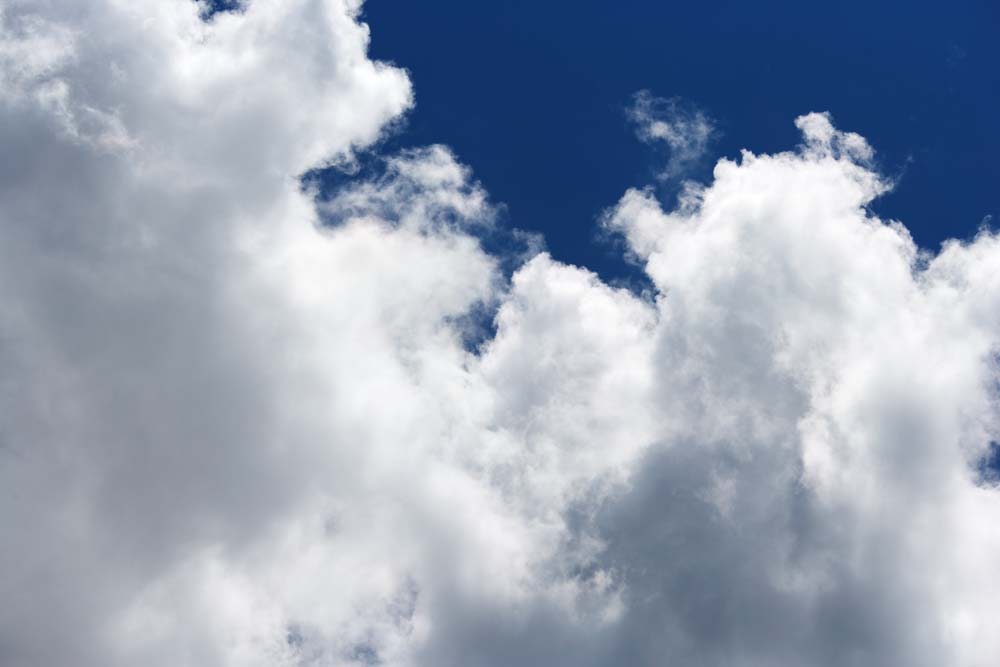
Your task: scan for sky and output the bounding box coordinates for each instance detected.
[360,0,999,280]
[2,1,1000,666]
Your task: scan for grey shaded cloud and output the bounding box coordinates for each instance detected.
[2,3,1000,667]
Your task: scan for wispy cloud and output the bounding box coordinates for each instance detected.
[627,89,716,178]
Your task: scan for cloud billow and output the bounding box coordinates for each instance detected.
[2,2,1000,666]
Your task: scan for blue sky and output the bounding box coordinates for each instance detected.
[362,0,998,279]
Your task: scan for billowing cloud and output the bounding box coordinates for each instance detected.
[627,89,716,179]
[2,3,1000,667]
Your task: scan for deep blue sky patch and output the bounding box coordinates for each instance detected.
[363,0,999,280]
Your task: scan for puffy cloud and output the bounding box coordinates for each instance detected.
[3,2,1000,667]
[627,89,716,179]
[601,116,1000,666]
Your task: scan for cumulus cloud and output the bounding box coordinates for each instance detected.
[3,2,1000,667]
[627,89,716,179]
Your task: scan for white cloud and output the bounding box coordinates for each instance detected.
[627,89,716,179]
[3,3,1000,667]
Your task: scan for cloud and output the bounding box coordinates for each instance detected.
[627,89,716,179]
[3,3,1000,667]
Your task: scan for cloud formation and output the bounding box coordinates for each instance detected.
[627,89,716,179]
[2,3,1000,666]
